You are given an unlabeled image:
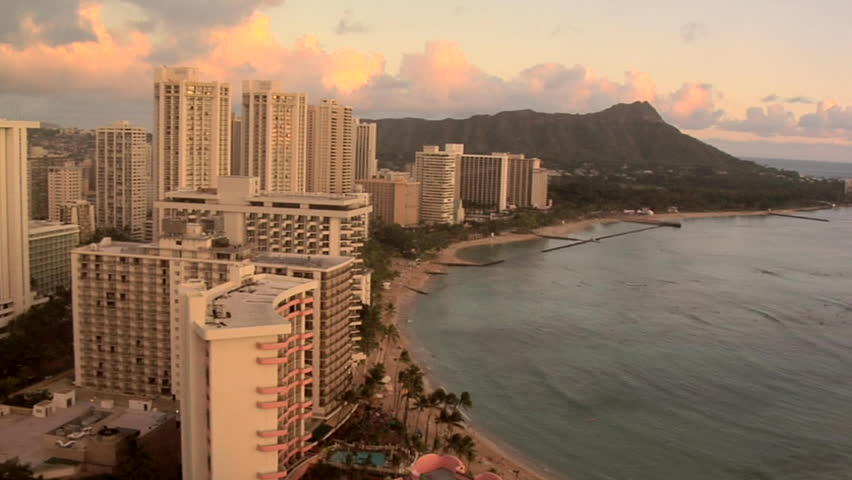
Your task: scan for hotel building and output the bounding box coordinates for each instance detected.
[459,153,509,214]
[71,226,359,419]
[413,144,464,224]
[47,162,84,221]
[231,112,243,176]
[354,120,377,180]
[307,100,354,194]
[356,172,420,227]
[95,121,149,241]
[505,153,549,209]
[29,221,80,296]
[180,274,317,480]
[242,80,308,193]
[153,66,231,200]
[1,119,40,332]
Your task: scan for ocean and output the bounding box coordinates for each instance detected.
[749,157,852,180]
[407,209,852,480]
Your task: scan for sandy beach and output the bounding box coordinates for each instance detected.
[371,209,777,480]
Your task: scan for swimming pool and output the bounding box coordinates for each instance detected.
[329,450,387,468]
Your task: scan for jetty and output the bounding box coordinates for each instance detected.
[620,218,682,228]
[405,286,430,295]
[436,259,506,267]
[541,225,663,253]
[425,271,448,276]
[534,233,586,241]
[769,212,829,222]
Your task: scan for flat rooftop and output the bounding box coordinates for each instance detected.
[252,252,352,270]
[29,221,80,236]
[209,276,313,330]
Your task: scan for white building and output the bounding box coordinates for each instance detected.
[96,121,149,241]
[242,80,308,193]
[153,66,231,200]
[180,273,318,480]
[1,119,40,332]
[47,162,84,222]
[354,120,377,181]
[413,144,465,224]
[29,221,80,296]
[307,100,354,194]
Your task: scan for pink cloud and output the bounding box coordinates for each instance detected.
[661,83,724,129]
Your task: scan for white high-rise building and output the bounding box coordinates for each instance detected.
[242,80,308,193]
[413,144,465,224]
[1,119,39,332]
[307,100,354,194]
[96,121,149,240]
[47,162,84,222]
[153,66,231,200]
[354,120,377,180]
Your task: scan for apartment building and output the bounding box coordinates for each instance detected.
[180,274,317,480]
[1,119,40,332]
[154,176,371,301]
[459,153,509,214]
[356,172,420,227]
[59,200,95,243]
[72,227,359,413]
[153,66,231,200]
[307,100,354,194]
[47,162,84,221]
[242,80,308,193]
[413,144,465,224]
[505,154,549,209]
[354,120,377,180]
[95,121,149,241]
[29,221,80,296]
[230,112,243,176]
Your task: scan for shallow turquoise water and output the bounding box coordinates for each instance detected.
[408,209,852,480]
[329,450,387,467]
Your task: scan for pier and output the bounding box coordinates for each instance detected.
[436,259,506,267]
[405,286,430,295]
[769,212,829,222]
[541,225,663,253]
[621,218,682,228]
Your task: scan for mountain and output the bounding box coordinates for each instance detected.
[372,102,753,172]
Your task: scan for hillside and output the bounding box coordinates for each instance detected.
[373,102,754,172]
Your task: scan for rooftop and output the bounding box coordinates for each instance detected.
[252,252,352,270]
[28,221,80,236]
[208,276,313,330]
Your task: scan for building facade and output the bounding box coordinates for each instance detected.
[29,221,80,297]
[506,154,549,209]
[59,200,96,243]
[96,121,149,241]
[47,162,84,221]
[354,120,377,181]
[307,100,354,194]
[356,173,420,227]
[459,153,509,214]
[1,120,40,331]
[230,112,243,176]
[242,80,308,193]
[153,66,231,200]
[180,274,317,480]
[413,144,465,224]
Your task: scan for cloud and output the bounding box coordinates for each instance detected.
[335,9,371,35]
[0,0,97,46]
[761,94,814,104]
[660,83,724,129]
[799,101,852,138]
[719,104,798,136]
[786,96,814,104]
[680,22,707,43]
[761,94,780,103]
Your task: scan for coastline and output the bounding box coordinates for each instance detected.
[375,209,780,480]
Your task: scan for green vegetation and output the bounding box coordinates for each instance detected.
[0,458,38,480]
[3,390,51,408]
[0,292,73,402]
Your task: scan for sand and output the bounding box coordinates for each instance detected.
[367,209,778,480]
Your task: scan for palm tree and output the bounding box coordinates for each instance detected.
[384,323,400,344]
[424,389,445,448]
[411,394,431,437]
[399,349,411,363]
[435,408,463,443]
[444,392,459,411]
[445,433,477,463]
[459,391,473,411]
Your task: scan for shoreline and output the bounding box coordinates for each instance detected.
[374,208,799,480]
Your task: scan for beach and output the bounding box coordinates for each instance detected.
[371,209,779,480]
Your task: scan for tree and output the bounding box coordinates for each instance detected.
[114,438,158,480]
[0,458,37,480]
[445,433,477,463]
[459,391,473,411]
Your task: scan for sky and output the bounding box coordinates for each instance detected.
[1,0,851,162]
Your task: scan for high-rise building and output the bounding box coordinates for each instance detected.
[242,80,307,193]
[153,66,231,200]
[154,176,372,303]
[354,120,377,180]
[72,228,359,417]
[505,154,549,209]
[306,100,354,194]
[356,172,420,227]
[59,199,96,243]
[180,274,318,480]
[47,162,84,221]
[27,149,61,220]
[28,221,79,297]
[413,144,465,224]
[230,112,243,176]
[96,121,149,240]
[459,153,509,214]
[1,119,40,332]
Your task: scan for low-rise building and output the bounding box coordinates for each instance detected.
[29,221,80,297]
[356,172,420,227]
